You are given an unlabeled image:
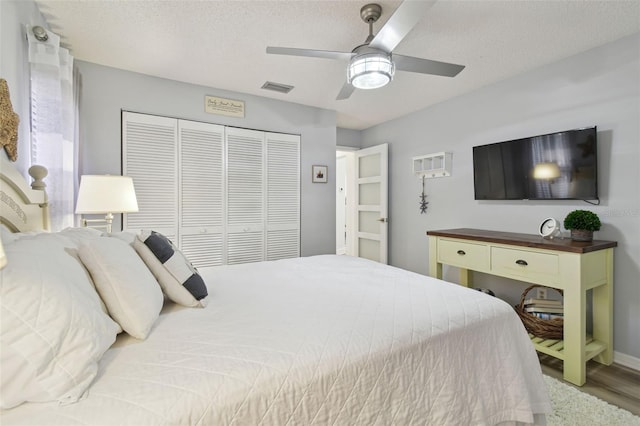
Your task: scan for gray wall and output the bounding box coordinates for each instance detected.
[361,34,640,361]
[337,127,362,149]
[0,0,47,174]
[75,61,336,257]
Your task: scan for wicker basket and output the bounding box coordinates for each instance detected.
[514,284,564,340]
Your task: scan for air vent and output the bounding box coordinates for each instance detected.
[261,81,294,94]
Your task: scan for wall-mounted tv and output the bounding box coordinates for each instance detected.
[473,127,598,200]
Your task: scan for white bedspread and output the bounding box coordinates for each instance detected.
[1,255,550,425]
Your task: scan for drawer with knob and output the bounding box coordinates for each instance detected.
[437,238,490,271]
[491,247,559,282]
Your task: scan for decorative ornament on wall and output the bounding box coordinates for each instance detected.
[0,78,19,161]
[419,175,429,214]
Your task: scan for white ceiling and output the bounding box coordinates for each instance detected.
[35,0,640,130]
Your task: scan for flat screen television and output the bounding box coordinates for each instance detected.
[473,127,598,200]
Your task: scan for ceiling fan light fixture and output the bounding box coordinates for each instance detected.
[348,52,394,90]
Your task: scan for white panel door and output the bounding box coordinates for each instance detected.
[178,120,225,268]
[336,154,347,255]
[265,132,300,260]
[122,112,178,240]
[123,112,301,266]
[354,143,388,264]
[226,127,265,264]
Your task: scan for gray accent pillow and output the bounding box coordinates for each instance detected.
[133,230,208,308]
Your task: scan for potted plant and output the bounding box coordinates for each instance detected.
[563,210,601,242]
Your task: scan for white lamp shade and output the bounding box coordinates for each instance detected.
[533,162,561,180]
[75,175,139,214]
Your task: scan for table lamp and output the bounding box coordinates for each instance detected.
[75,175,138,233]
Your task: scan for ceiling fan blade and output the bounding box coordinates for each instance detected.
[369,0,437,53]
[394,54,465,77]
[336,81,355,100]
[266,46,353,61]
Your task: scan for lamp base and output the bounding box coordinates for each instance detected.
[81,212,114,233]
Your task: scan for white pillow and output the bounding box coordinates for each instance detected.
[78,237,163,339]
[133,230,208,308]
[0,233,120,409]
[56,227,124,333]
[0,226,42,243]
[59,226,104,243]
[108,230,139,245]
[0,225,20,243]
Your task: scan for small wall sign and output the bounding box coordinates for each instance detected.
[205,95,245,118]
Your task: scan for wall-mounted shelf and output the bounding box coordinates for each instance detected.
[412,152,452,178]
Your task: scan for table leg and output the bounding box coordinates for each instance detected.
[459,268,473,288]
[592,248,614,365]
[429,237,442,278]
[562,279,587,386]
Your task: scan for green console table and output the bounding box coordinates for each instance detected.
[427,228,617,386]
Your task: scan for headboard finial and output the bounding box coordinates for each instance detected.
[1,157,49,232]
[28,165,48,191]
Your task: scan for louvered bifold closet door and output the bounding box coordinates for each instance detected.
[226,127,264,264]
[266,132,300,260]
[123,112,178,240]
[178,120,225,268]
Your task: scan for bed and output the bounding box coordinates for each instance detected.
[0,155,551,425]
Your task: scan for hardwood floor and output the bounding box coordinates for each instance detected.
[538,354,640,416]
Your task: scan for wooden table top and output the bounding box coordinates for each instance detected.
[427,228,617,254]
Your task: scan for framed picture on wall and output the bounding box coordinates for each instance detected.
[312,165,328,183]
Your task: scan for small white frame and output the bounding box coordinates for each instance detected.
[312,165,328,183]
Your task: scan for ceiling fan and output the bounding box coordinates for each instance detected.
[266,1,465,100]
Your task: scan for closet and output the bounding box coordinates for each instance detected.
[122,111,300,267]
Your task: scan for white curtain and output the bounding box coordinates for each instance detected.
[27,26,77,231]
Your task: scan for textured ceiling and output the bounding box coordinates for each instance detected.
[35,0,640,130]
